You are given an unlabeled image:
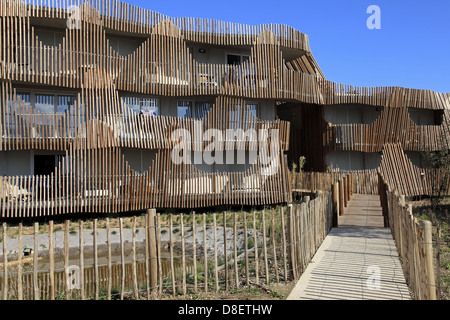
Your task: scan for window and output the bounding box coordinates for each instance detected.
[35,94,55,113]
[121,96,159,115]
[194,101,211,119]
[247,103,258,118]
[140,98,159,116]
[408,108,443,126]
[34,94,77,113]
[57,95,77,113]
[323,104,382,125]
[106,37,144,56]
[226,54,250,66]
[177,100,212,119]
[17,93,31,103]
[228,103,259,130]
[35,29,65,47]
[177,100,192,118]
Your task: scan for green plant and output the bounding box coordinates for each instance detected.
[247,237,254,249]
[326,162,335,173]
[268,289,284,298]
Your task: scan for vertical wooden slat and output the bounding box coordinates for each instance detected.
[17,223,23,300]
[132,216,138,299]
[79,220,85,300]
[119,217,125,300]
[33,222,39,300]
[93,219,99,300]
[106,217,112,300]
[2,222,7,300]
[49,221,55,300]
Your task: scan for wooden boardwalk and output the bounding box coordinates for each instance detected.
[287,194,411,300]
[339,194,385,228]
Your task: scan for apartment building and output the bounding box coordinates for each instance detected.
[0,0,448,218]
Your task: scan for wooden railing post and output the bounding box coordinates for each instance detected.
[2,222,7,301]
[332,182,338,227]
[436,227,441,300]
[350,173,354,197]
[49,221,55,300]
[421,221,436,300]
[287,204,296,280]
[338,179,344,216]
[345,175,350,206]
[33,222,39,300]
[147,209,158,297]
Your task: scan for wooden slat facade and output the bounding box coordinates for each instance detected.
[0,1,448,218]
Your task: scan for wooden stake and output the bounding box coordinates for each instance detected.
[2,222,7,300]
[93,219,99,300]
[33,222,39,300]
[106,217,112,300]
[64,220,69,300]
[17,223,23,300]
[262,209,269,285]
[147,209,158,297]
[421,220,436,300]
[49,221,55,300]
[132,216,138,299]
[213,213,219,292]
[79,220,85,300]
[119,217,125,300]
[180,213,186,295]
[223,211,228,290]
[169,214,176,295]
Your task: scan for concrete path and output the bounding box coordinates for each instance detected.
[287,194,411,300]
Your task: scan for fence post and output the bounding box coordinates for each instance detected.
[33,222,39,300]
[350,173,354,197]
[17,223,23,300]
[407,205,416,294]
[64,220,70,300]
[332,182,338,227]
[79,220,85,300]
[378,176,389,228]
[93,219,99,300]
[147,209,158,297]
[2,222,7,301]
[421,221,436,300]
[436,227,441,300]
[287,204,295,279]
[344,175,349,207]
[49,221,55,300]
[338,179,344,216]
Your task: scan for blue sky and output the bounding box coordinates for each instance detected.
[126,0,449,93]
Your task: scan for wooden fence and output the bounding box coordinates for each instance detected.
[292,170,378,196]
[0,190,336,299]
[291,144,449,198]
[0,146,292,218]
[379,182,438,300]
